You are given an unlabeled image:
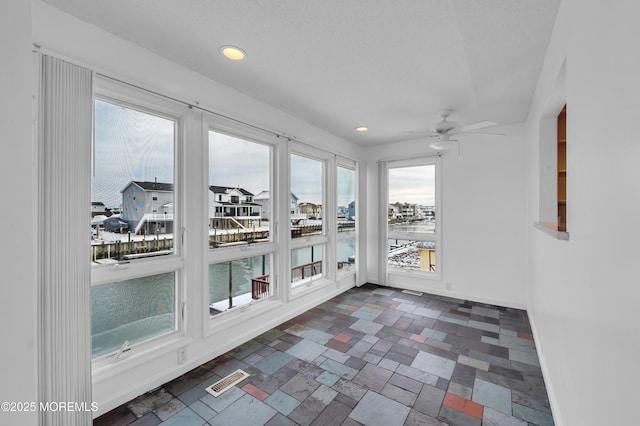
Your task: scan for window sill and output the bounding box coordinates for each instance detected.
[533,222,570,241]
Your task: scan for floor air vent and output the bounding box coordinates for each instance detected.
[402,289,423,296]
[205,369,250,397]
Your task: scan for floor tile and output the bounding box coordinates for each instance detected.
[443,392,483,419]
[286,339,328,363]
[303,329,334,345]
[512,403,555,426]
[382,382,418,406]
[412,351,456,380]
[264,389,301,416]
[483,406,528,426]
[332,378,367,401]
[309,400,351,426]
[241,383,269,401]
[153,399,186,421]
[310,384,338,404]
[437,405,481,426]
[472,378,512,415]
[209,394,276,426]
[157,407,204,426]
[457,354,490,371]
[413,384,445,417]
[349,390,411,426]
[200,386,244,413]
[187,400,215,422]
[349,318,384,335]
[319,358,359,380]
[280,373,320,401]
[255,351,295,375]
[509,348,540,366]
[129,412,162,426]
[288,396,327,426]
[353,363,393,392]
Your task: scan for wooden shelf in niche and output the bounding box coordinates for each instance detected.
[557,105,567,232]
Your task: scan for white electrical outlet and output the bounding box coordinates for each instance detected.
[178,347,187,364]
[445,282,452,290]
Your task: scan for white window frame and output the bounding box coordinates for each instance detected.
[91,77,186,368]
[381,156,441,283]
[289,143,334,297]
[205,115,281,332]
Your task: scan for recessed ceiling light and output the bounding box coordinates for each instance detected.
[355,126,368,132]
[220,46,247,61]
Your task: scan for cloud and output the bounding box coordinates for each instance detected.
[388,165,435,205]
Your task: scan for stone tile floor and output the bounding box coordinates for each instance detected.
[95,285,555,426]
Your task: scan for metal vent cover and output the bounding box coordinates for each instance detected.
[205,369,250,397]
[402,289,423,297]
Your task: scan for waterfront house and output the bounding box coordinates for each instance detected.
[209,185,261,230]
[121,180,174,235]
[298,202,322,220]
[254,190,301,222]
[91,201,109,217]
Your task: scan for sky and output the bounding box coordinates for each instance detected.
[92,99,174,208]
[388,164,436,206]
[92,99,354,209]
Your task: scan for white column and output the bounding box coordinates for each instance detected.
[38,54,93,425]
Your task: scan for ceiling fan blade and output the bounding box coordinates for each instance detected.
[459,130,506,136]
[432,120,459,133]
[461,120,498,131]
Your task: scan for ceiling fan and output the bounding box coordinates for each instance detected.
[426,110,504,154]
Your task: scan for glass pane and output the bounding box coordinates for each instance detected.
[291,245,323,286]
[337,238,356,271]
[387,239,436,272]
[291,154,323,238]
[91,272,176,358]
[337,166,356,233]
[388,165,436,234]
[209,254,272,315]
[209,132,271,248]
[91,99,175,264]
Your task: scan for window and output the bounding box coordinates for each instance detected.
[291,246,323,285]
[208,131,271,248]
[337,164,356,272]
[290,150,327,289]
[209,254,272,314]
[208,129,275,315]
[386,160,439,275]
[291,153,323,238]
[91,91,182,359]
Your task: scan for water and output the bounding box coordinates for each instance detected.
[388,219,436,234]
[91,272,175,358]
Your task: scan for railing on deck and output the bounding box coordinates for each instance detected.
[291,260,323,283]
[251,274,270,299]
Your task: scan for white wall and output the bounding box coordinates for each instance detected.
[526,1,640,424]
[0,1,38,425]
[365,124,528,309]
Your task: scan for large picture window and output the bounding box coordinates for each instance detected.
[337,164,356,272]
[387,161,438,274]
[91,90,182,359]
[208,131,271,248]
[290,150,327,289]
[208,129,275,315]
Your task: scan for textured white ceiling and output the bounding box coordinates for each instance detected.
[42,0,560,146]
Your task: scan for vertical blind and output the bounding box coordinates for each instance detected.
[38,53,93,426]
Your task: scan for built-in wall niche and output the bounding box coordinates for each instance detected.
[557,105,566,231]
